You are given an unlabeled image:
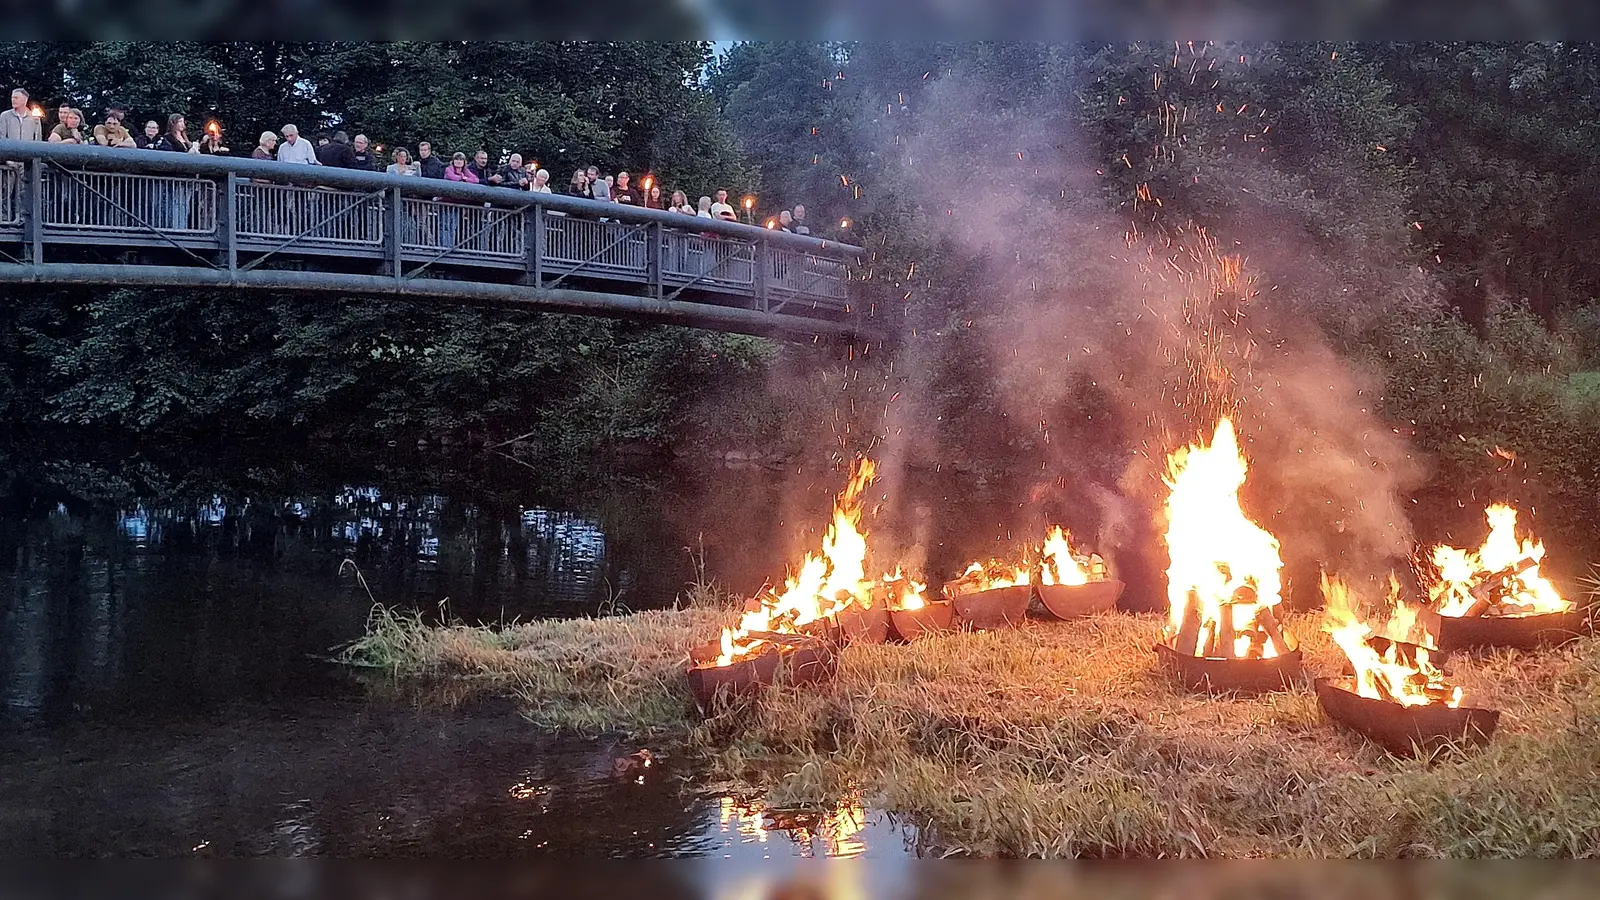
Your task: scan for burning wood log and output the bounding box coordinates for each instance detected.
[1173,589,1203,655]
[1461,556,1540,617]
[1257,605,1290,658]
[1217,602,1236,660]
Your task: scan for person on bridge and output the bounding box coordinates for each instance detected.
[48,107,87,144]
[568,169,590,199]
[710,189,735,220]
[612,171,636,205]
[93,108,136,148]
[154,114,199,153]
[1,89,42,142]
[276,124,318,164]
[386,147,418,176]
[587,166,609,202]
[530,168,553,193]
[316,131,358,168]
[444,152,479,185]
[197,123,229,156]
[135,120,161,150]
[791,204,810,235]
[468,150,494,185]
[349,134,376,170]
[669,190,695,215]
[416,142,446,179]
[252,131,278,161]
[491,153,529,189]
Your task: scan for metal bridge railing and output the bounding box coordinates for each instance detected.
[0,165,19,226]
[0,143,865,325]
[237,182,383,246]
[401,197,523,259]
[43,170,217,234]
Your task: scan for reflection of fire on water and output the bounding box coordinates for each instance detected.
[1161,417,1294,659]
[1428,504,1571,618]
[715,797,870,858]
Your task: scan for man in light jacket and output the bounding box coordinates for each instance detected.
[1,88,42,142]
[276,123,319,165]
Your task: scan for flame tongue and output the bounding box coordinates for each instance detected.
[1429,504,1569,618]
[711,459,878,666]
[1161,417,1290,659]
[1040,526,1094,586]
[1324,574,1461,708]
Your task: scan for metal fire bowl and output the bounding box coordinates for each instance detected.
[889,600,956,641]
[778,639,838,687]
[835,602,890,645]
[1037,579,1125,620]
[950,584,1032,630]
[1435,608,1588,653]
[1154,640,1304,694]
[686,646,781,710]
[1314,677,1500,757]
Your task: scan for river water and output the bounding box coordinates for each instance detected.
[1,448,1146,862]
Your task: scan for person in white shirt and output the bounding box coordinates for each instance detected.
[696,196,714,219]
[530,168,553,193]
[275,123,319,165]
[709,188,735,220]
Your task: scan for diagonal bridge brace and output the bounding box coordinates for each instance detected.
[239,187,386,273]
[660,240,754,303]
[402,204,521,280]
[47,163,220,269]
[542,221,651,291]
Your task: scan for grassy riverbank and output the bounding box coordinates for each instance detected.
[343,606,1600,857]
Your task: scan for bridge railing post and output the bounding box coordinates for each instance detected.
[24,157,42,264]
[386,186,404,284]
[755,237,770,314]
[526,203,543,287]
[219,172,238,273]
[648,221,662,299]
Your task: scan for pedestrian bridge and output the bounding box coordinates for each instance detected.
[0,141,873,340]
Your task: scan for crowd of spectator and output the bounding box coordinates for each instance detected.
[4,88,820,237]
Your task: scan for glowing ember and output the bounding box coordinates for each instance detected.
[945,559,1030,596]
[1323,574,1461,708]
[1161,417,1292,659]
[710,459,877,666]
[1427,504,1569,618]
[878,566,928,611]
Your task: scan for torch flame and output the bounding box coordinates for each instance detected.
[1323,574,1461,708]
[1428,504,1568,617]
[1161,417,1291,659]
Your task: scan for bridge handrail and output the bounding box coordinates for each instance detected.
[0,140,865,258]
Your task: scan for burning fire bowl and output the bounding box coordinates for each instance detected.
[835,602,890,645]
[889,600,956,641]
[1036,579,1125,620]
[948,584,1032,630]
[1155,640,1304,694]
[686,645,782,710]
[1434,609,1588,653]
[1314,677,1500,757]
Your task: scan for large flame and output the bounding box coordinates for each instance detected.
[1428,504,1569,618]
[1040,526,1093,586]
[1161,417,1291,659]
[711,459,879,666]
[1323,574,1461,708]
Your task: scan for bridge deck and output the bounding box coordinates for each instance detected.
[0,141,873,340]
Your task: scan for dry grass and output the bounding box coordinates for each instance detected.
[343,606,1600,857]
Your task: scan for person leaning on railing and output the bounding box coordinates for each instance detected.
[135,120,160,150]
[93,108,137,148]
[386,147,419,177]
[47,107,87,144]
[416,141,446,179]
